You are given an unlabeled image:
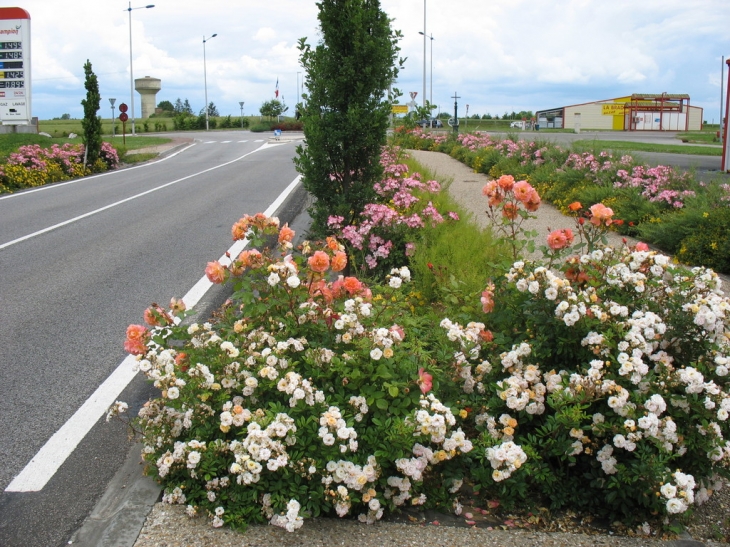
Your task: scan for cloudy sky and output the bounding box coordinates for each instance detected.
[5,0,730,123]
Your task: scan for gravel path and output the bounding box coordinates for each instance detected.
[131,149,730,547]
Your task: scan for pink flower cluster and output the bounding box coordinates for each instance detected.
[327,148,457,270]
[613,165,695,208]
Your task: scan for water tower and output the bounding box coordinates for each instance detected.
[134,76,161,119]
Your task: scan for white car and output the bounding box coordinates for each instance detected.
[509,121,523,128]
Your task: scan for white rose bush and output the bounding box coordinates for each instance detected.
[114,147,730,534]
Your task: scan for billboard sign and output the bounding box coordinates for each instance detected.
[0,7,30,125]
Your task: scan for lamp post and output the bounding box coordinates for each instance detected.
[239,101,244,128]
[422,0,427,107]
[296,71,301,105]
[109,98,116,137]
[203,33,217,131]
[125,2,155,136]
[418,31,434,107]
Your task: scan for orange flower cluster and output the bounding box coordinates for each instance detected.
[231,213,281,241]
[482,175,541,216]
[124,324,149,355]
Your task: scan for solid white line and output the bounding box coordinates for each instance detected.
[0,144,273,251]
[5,173,302,493]
[0,143,196,202]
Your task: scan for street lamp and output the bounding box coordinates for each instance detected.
[239,101,244,128]
[109,98,116,137]
[418,31,434,107]
[422,0,427,107]
[203,33,217,131]
[125,2,155,136]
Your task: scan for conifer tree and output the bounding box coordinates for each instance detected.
[295,0,402,237]
[81,60,103,166]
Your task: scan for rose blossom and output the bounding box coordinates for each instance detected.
[205,261,227,284]
[124,324,149,355]
[331,251,347,272]
[418,368,433,394]
[308,251,330,273]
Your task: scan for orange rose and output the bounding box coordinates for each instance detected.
[342,276,363,295]
[278,223,295,244]
[502,202,519,220]
[331,251,347,272]
[308,251,330,273]
[205,260,227,284]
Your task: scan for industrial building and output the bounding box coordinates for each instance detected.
[536,94,703,131]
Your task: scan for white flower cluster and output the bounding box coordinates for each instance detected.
[485,441,527,482]
[508,264,573,302]
[596,444,618,474]
[439,318,487,392]
[219,398,253,431]
[155,439,206,478]
[383,475,412,506]
[276,371,325,407]
[496,365,546,414]
[269,499,304,532]
[161,486,186,505]
[349,395,369,422]
[321,457,380,518]
[413,394,457,443]
[228,413,297,485]
[683,293,729,342]
[660,471,696,514]
[319,406,358,452]
[387,266,412,289]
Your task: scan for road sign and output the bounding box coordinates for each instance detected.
[118,103,128,113]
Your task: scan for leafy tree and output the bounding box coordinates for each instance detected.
[183,99,193,115]
[80,59,102,166]
[259,99,288,119]
[295,0,402,238]
[157,100,174,112]
[60,113,71,120]
[174,98,184,114]
[199,102,219,117]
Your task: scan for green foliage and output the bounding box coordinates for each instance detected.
[157,100,174,112]
[80,60,103,165]
[259,100,288,119]
[294,0,403,238]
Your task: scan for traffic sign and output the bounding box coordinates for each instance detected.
[119,112,128,122]
[118,103,128,113]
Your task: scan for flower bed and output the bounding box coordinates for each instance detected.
[391,129,730,274]
[113,149,730,537]
[0,141,119,194]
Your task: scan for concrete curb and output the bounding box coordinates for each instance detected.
[68,444,160,547]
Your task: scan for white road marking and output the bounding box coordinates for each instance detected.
[220,140,232,143]
[204,140,216,144]
[5,173,302,493]
[0,144,273,251]
[238,140,249,143]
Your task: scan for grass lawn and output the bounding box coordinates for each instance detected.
[572,139,723,156]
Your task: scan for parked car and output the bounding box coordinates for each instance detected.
[418,118,443,128]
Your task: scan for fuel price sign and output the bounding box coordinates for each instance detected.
[0,7,31,126]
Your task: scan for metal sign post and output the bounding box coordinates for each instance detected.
[119,102,129,145]
[451,91,460,135]
[723,59,730,172]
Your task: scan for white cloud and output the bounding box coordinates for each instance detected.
[12,0,730,121]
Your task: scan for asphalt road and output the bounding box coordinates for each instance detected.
[0,132,307,547]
